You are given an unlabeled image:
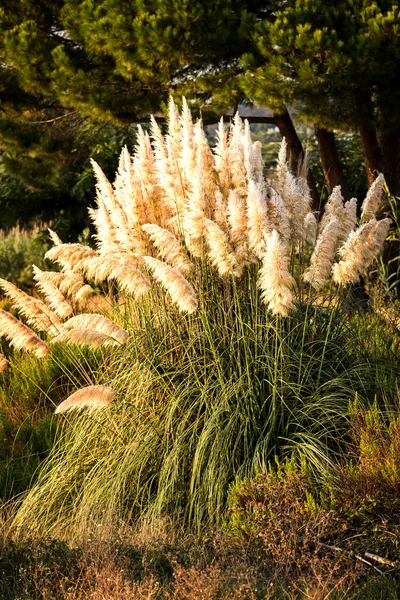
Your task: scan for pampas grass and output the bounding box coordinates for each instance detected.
[63,314,129,344]
[55,385,114,414]
[0,309,49,357]
[6,98,396,541]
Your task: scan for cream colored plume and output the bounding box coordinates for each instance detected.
[32,266,73,320]
[304,212,318,247]
[151,115,184,219]
[51,329,122,348]
[319,186,344,234]
[179,98,196,187]
[246,180,270,259]
[144,256,198,314]
[132,128,159,225]
[45,243,99,271]
[75,255,151,299]
[276,137,288,193]
[48,228,62,246]
[214,118,231,193]
[63,314,129,344]
[0,278,64,334]
[193,120,217,211]
[0,354,9,372]
[204,218,240,277]
[0,309,49,357]
[258,230,296,316]
[332,218,391,286]
[55,385,114,414]
[267,189,291,245]
[303,217,340,289]
[183,175,206,258]
[228,113,247,193]
[361,174,386,222]
[280,166,310,242]
[227,190,250,267]
[142,223,193,275]
[340,198,358,242]
[33,269,94,306]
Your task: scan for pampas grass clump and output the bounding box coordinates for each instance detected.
[7,98,396,539]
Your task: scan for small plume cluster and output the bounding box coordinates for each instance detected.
[55,385,115,414]
[0,98,392,374]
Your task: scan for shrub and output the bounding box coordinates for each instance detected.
[226,403,400,577]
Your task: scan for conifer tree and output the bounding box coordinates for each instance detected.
[244,0,400,194]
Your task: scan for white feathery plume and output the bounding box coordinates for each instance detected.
[361,173,386,222]
[0,277,64,334]
[143,256,198,314]
[51,329,122,348]
[0,309,49,357]
[183,175,206,257]
[45,243,99,271]
[0,354,8,372]
[243,122,265,187]
[63,314,129,344]
[74,255,151,299]
[32,269,94,305]
[340,198,358,243]
[32,266,73,320]
[319,186,344,234]
[151,115,183,220]
[214,118,231,193]
[203,218,240,277]
[48,228,62,246]
[213,189,229,232]
[133,127,159,225]
[193,120,217,214]
[89,160,122,255]
[267,189,291,246]
[92,158,142,254]
[179,98,196,186]
[142,223,193,275]
[246,180,270,259]
[251,140,265,186]
[276,137,288,193]
[304,212,318,247]
[228,113,247,193]
[258,230,296,316]
[303,217,341,289]
[332,218,391,286]
[227,190,250,267]
[280,169,310,242]
[55,385,114,414]
[243,119,253,182]
[112,146,147,251]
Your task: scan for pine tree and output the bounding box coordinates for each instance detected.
[244,0,400,194]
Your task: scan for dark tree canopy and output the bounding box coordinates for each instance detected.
[0,0,400,229]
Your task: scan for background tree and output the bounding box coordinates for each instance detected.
[244,0,400,195]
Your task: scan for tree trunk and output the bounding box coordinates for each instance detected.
[273,109,320,211]
[314,127,349,200]
[378,128,400,197]
[359,124,383,187]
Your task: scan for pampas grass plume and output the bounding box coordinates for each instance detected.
[258,230,296,316]
[55,385,114,414]
[0,309,49,357]
[361,173,386,222]
[142,223,193,275]
[144,256,198,314]
[63,314,129,344]
[0,354,9,372]
[51,329,123,348]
